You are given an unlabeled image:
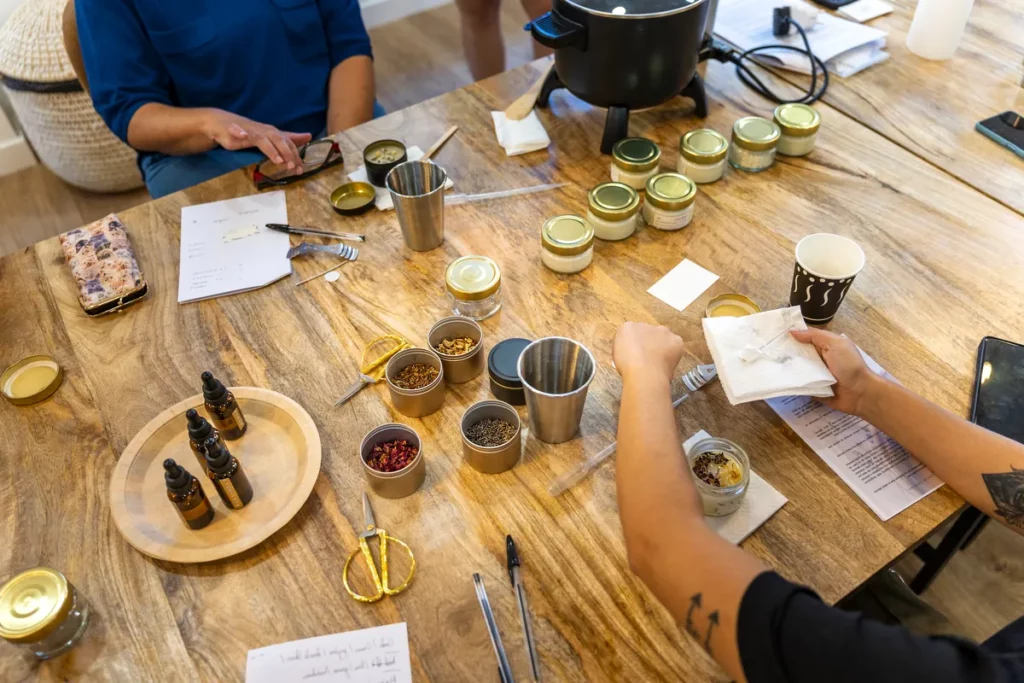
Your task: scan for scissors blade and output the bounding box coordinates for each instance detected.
[361,492,377,536]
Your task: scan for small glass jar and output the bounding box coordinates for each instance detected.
[0,567,90,659]
[677,128,729,183]
[774,103,821,157]
[586,182,640,241]
[541,215,594,274]
[610,137,661,189]
[642,173,697,231]
[445,255,502,321]
[686,438,750,517]
[728,116,780,172]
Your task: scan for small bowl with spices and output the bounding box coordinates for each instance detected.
[359,424,426,498]
[363,139,408,187]
[385,348,446,418]
[461,400,522,474]
[428,316,485,384]
[686,437,750,517]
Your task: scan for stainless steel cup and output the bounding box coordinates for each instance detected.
[428,316,485,384]
[386,160,447,251]
[360,424,426,499]
[461,400,522,474]
[385,348,446,417]
[516,337,596,444]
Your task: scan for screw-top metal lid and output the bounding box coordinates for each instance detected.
[680,128,729,164]
[541,215,595,256]
[445,256,501,301]
[0,568,73,643]
[773,103,821,137]
[644,173,697,211]
[588,182,640,222]
[611,137,661,172]
[1,355,63,406]
[731,117,781,151]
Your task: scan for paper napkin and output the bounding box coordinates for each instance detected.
[491,110,551,156]
[347,145,455,211]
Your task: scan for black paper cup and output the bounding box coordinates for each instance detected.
[789,233,865,324]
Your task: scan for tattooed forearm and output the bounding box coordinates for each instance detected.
[982,468,1024,529]
[683,592,720,655]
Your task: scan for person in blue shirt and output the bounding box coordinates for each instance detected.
[76,0,382,198]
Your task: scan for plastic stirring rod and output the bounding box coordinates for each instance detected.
[446,183,568,206]
[548,392,691,496]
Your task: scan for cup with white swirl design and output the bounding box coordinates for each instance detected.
[789,233,865,324]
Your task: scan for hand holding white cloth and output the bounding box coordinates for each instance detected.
[491,110,550,156]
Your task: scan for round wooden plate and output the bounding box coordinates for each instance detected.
[109,387,321,563]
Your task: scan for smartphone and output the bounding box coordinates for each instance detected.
[970,336,1024,444]
[976,111,1024,159]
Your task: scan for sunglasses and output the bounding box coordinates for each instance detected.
[253,138,343,189]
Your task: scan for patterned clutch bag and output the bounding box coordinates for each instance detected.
[59,214,148,316]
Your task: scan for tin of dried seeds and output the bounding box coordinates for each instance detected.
[393,363,439,390]
[435,336,477,357]
[465,418,516,447]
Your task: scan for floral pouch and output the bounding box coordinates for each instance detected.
[58,214,148,316]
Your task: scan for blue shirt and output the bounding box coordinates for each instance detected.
[76,0,372,155]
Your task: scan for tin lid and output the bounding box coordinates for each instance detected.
[680,128,729,164]
[446,256,501,301]
[773,103,821,137]
[0,568,73,643]
[731,117,781,151]
[1,355,63,406]
[611,137,661,172]
[704,293,762,318]
[541,215,594,256]
[330,182,375,216]
[488,338,530,390]
[588,182,640,222]
[644,173,697,211]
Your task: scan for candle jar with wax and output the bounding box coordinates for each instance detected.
[1,355,63,406]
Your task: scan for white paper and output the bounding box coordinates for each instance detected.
[766,352,943,521]
[491,110,551,156]
[245,623,412,683]
[838,0,894,23]
[683,430,788,544]
[178,191,292,303]
[347,146,455,211]
[647,259,719,312]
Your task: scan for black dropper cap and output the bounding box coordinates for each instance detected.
[203,439,232,475]
[164,458,192,493]
[201,371,227,403]
[186,408,213,442]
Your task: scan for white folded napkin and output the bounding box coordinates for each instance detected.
[702,306,836,405]
[490,110,550,156]
[347,145,455,211]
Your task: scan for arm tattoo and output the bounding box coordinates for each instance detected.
[684,592,720,655]
[982,467,1024,528]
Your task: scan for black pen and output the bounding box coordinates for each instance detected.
[507,535,541,681]
[265,223,365,242]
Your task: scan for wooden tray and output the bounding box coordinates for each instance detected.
[109,387,321,563]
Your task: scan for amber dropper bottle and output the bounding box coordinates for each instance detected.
[185,408,224,474]
[201,371,247,440]
[164,459,215,530]
[203,439,254,510]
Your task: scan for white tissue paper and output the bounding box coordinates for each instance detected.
[347,145,455,211]
[702,306,836,405]
[491,110,551,156]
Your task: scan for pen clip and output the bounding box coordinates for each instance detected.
[506,534,520,587]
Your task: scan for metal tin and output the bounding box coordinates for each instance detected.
[644,173,696,211]
[445,255,501,301]
[488,338,530,406]
[587,182,640,222]
[611,137,661,172]
[1,355,63,406]
[541,215,594,256]
[731,117,781,152]
[428,316,485,384]
[385,348,446,417]
[773,104,821,137]
[363,139,408,187]
[461,400,522,474]
[330,182,376,216]
[680,128,729,164]
[359,424,426,499]
[704,293,762,318]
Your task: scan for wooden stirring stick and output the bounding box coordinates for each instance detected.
[423,125,458,160]
[504,59,555,121]
[293,261,351,286]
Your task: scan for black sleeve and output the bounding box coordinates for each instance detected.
[738,571,1011,683]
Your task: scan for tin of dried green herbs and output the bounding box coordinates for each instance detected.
[434,336,477,356]
[465,417,517,447]
[393,362,439,389]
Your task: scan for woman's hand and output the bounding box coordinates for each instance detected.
[613,322,685,383]
[791,328,884,416]
[202,109,311,169]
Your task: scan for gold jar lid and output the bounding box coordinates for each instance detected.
[542,215,594,256]
[1,355,63,406]
[611,137,661,172]
[731,117,781,151]
[446,255,501,301]
[0,568,73,643]
[680,129,729,164]
[773,103,821,137]
[644,173,697,211]
[704,293,762,318]
[588,182,640,222]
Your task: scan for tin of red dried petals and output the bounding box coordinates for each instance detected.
[365,438,419,473]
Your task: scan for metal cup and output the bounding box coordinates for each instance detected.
[386,160,447,251]
[516,337,596,444]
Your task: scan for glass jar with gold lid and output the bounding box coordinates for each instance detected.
[642,173,697,231]
[610,137,661,189]
[677,129,729,184]
[445,255,502,321]
[728,116,781,172]
[773,103,821,157]
[586,182,640,241]
[0,567,90,659]
[541,215,594,274]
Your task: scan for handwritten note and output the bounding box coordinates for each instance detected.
[245,623,411,683]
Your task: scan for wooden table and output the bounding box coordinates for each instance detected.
[2,54,1023,680]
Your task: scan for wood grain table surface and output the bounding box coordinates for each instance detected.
[2,54,1023,681]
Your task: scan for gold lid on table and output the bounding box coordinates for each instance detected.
[731,116,781,151]
[680,129,729,164]
[1,355,63,406]
[445,255,501,301]
[541,215,594,256]
[0,568,72,643]
[773,103,821,137]
[588,182,640,221]
[644,173,696,211]
[704,293,762,318]
[611,137,661,172]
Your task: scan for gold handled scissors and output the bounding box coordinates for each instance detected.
[343,493,416,603]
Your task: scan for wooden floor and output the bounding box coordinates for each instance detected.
[0,0,1021,646]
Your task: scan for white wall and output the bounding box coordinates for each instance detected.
[360,0,452,29]
[0,0,36,175]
